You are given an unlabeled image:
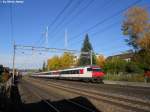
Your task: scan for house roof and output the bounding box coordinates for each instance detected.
[107,53,134,60]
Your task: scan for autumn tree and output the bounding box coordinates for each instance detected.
[122,6,150,50]
[96,55,105,68]
[138,32,150,51]
[78,34,96,66]
[60,52,75,69]
[122,6,150,71]
[47,53,76,70]
[47,56,61,70]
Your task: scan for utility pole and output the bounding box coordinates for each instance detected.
[12,42,16,84]
[90,50,93,65]
[64,28,68,49]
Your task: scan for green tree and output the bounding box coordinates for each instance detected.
[78,34,96,66]
[104,57,127,74]
[125,61,143,73]
[132,49,150,71]
[0,65,4,75]
[42,61,47,71]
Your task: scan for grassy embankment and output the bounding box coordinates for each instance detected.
[104,73,145,82]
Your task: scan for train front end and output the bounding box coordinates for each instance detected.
[87,66,105,82]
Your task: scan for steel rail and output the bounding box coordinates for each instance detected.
[30,78,150,112]
[22,83,60,112]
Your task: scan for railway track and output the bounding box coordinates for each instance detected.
[28,78,150,112]
[22,80,98,112]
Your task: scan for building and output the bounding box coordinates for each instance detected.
[107,53,134,61]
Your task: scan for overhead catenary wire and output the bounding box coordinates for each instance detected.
[34,0,73,47]
[68,0,141,43]
[49,0,83,40]
[47,0,73,30]
[50,0,95,39]
[10,4,14,44]
[70,20,121,47]
[52,0,114,46]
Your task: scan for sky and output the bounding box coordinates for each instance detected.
[0,0,150,69]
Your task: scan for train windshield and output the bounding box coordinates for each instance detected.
[87,68,102,72]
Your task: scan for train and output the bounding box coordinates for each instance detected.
[32,66,105,83]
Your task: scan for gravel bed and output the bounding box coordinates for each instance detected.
[34,78,150,102]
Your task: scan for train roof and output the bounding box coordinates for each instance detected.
[33,66,100,74]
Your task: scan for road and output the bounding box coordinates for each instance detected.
[14,77,150,112]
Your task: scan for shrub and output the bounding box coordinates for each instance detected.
[103,57,127,74]
[125,61,144,73]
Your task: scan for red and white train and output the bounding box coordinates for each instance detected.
[32,66,105,83]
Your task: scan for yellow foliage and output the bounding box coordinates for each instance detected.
[47,52,76,70]
[47,56,61,70]
[60,52,75,69]
[138,32,150,51]
[124,7,149,35]
[2,72,10,82]
[96,55,105,68]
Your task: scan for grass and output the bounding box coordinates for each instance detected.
[104,73,145,82]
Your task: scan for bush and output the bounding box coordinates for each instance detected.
[104,57,127,74]
[125,61,144,73]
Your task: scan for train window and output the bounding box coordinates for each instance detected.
[71,70,74,74]
[46,72,51,75]
[92,69,102,72]
[62,71,67,74]
[87,68,92,71]
[87,68,102,72]
[61,70,80,74]
[76,70,79,74]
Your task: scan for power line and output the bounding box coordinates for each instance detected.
[35,0,73,47]
[47,0,73,30]
[68,0,141,43]
[49,0,83,39]
[10,4,14,44]
[52,0,114,45]
[51,0,95,39]
[70,20,120,46]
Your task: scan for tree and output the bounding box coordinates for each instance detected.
[96,55,105,68]
[122,6,150,72]
[78,34,96,66]
[138,32,150,51]
[60,52,75,69]
[47,52,76,70]
[125,61,143,73]
[104,57,127,74]
[42,61,47,71]
[132,49,150,71]
[0,65,4,75]
[47,56,61,70]
[122,6,149,50]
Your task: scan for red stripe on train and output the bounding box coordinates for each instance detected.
[92,72,104,77]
